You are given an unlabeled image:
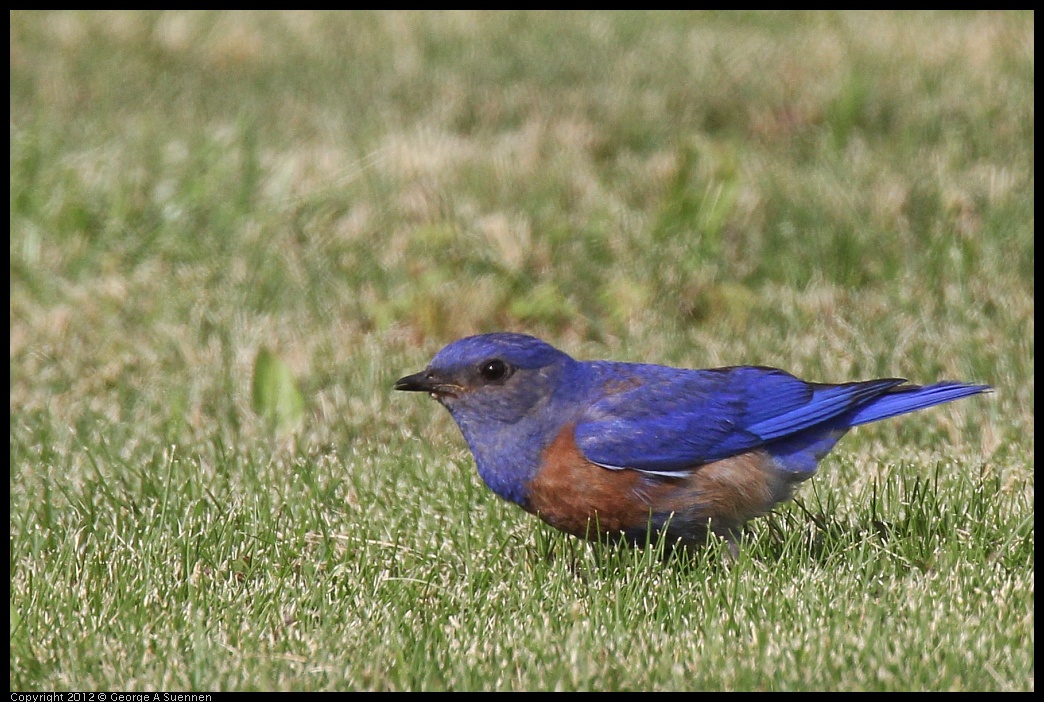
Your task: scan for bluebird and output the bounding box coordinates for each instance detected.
[394,333,990,550]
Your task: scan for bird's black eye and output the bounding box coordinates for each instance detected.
[478,358,511,383]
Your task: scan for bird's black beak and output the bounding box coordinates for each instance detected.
[394,370,437,392]
[394,369,461,398]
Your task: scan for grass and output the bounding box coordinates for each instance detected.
[10,10,1033,691]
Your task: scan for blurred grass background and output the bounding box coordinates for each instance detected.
[10,11,1033,691]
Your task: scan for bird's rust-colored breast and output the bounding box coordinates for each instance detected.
[524,424,660,538]
[524,424,793,542]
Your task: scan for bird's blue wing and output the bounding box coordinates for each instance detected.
[574,363,906,475]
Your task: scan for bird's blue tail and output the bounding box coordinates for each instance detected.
[766,380,990,476]
[843,381,992,427]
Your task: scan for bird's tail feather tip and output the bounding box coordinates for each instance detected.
[847,380,991,426]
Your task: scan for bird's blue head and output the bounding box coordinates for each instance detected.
[394,333,576,425]
[394,333,584,504]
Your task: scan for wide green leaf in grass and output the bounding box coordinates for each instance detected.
[252,347,305,433]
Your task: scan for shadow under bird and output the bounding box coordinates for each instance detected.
[395,333,990,550]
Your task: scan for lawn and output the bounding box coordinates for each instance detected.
[10,11,1033,691]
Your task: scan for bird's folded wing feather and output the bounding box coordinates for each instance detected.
[574,365,905,475]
